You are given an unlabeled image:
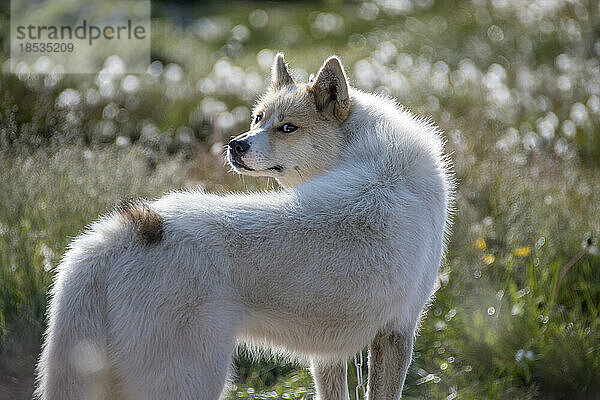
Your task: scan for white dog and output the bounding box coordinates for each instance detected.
[35,54,454,400]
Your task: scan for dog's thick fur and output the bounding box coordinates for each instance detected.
[35,54,454,400]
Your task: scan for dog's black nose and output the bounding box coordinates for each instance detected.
[228,139,250,156]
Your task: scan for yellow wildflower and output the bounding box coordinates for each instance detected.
[475,237,487,250]
[514,246,531,257]
[483,254,495,265]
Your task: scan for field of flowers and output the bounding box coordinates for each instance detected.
[0,0,599,399]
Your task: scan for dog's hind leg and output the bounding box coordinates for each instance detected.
[366,331,414,400]
[310,360,350,400]
[116,306,237,400]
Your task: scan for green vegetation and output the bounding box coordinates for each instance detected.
[0,0,599,398]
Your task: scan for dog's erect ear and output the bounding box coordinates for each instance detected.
[271,53,295,89]
[309,56,351,122]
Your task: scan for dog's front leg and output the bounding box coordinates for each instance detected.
[366,331,414,400]
[310,360,350,400]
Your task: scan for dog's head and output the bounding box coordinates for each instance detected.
[227,54,352,187]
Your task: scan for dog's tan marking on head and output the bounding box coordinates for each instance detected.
[228,53,354,187]
[116,198,163,245]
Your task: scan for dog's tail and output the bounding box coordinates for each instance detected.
[34,246,110,399]
[34,200,163,399]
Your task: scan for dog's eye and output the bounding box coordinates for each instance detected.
[254,113,263,124]
[279,123,298,133]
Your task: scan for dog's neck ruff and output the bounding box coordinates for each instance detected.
[292,88,451,207]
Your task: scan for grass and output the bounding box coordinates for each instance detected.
[1,0,599,398]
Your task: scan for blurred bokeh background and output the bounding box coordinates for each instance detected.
[1,0,599,399]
